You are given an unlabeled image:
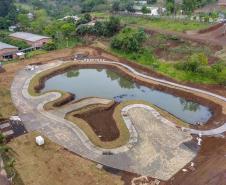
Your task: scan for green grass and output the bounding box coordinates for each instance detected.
[55,38,82,49]
[25,50,48,58]
[110,48,224,85]
[120,16,210,32]
[92,12,210,32]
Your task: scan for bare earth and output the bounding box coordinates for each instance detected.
[8,132,124,185]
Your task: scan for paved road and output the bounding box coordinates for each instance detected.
[10,60,226,180]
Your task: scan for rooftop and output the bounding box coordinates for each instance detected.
[0,42,18,50]
[218,0,226,5]
[10,32,50,42]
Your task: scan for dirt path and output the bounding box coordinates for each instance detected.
[143,23,226,47]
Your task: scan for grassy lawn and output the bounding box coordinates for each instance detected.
[92,12,210,32]
[8,132,124,185]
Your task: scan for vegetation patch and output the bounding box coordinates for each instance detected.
[109,46,226,85]
[93,13,210,32]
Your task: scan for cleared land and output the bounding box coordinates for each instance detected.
[92,12,210,32]
[8,132,124,185]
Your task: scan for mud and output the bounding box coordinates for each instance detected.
[75,103,120,142]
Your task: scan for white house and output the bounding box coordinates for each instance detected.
[59,15,80,21]
[134,0,147,5]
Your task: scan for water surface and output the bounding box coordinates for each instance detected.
[41,68,212,124]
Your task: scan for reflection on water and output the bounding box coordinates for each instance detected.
[180,98,200,112]
[41,68,212,124]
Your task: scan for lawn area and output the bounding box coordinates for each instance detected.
[8,132,124,185]
[92,12,210,32]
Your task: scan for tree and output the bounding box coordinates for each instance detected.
[43,41,57,51]
[60,23,75,37]
[111,27,147,52]
[31,9,50,33]
[126,2,135,12]
[76,13,92,26]
[0,17,11,29]
[0,0,16,17]
[104,16,121,36]
[0,0,17,26]
[182,0,196,14]
[165,0,175,14]
[141,6,150,14]
[17,14,30,30]
[76,25,91,35]
[112,1,120,12]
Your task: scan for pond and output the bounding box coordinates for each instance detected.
[41,68,212,124]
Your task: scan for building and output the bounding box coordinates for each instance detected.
[27,12,34,20]
[9,32,51,48]
[59,15,80,21]
[218,0,226,6]
[0,42,18,61]
[8,25,17,32]
[134,0,147,5]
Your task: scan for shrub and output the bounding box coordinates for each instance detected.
[43,41,57,51]
[111,28,147,52]
[175,53,208,72]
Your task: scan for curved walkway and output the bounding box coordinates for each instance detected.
[104,60,226,102]
[11,60,226,180]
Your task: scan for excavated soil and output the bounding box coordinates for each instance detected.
[145,31,220,63]
[75,103,120,142]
